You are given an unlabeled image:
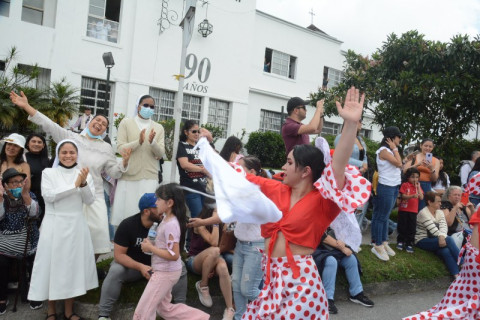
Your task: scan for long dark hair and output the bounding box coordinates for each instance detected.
[435,157,448,187]
[196,197,217,233]
[292,144,325,182]
[25,133,50,167]
[179,120,198,142]
[241,155,269,178]
[155,183,188,254]
[0,141,24,166]
[220,136,242,162]
[470,157,480,175]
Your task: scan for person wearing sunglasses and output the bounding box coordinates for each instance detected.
[281,97,324,155]
[111,95,165,226]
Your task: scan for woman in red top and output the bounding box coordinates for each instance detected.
[242,87,369,320]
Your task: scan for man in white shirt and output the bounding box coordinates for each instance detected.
[460,150,480,189]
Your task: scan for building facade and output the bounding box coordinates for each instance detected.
[0,0,383,152]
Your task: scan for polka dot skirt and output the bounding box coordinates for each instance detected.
[242,254,329,320]
[403,243,480,320]
[466,172,480,196]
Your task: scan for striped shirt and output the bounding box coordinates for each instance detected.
[415,207,448,244]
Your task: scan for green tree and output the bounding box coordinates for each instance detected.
[245,131,285,169]
[311,31,480,177]
[39,78,79,128]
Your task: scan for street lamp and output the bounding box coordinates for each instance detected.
[102,52,115,135]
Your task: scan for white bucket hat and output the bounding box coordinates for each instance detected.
[2,133,26,149]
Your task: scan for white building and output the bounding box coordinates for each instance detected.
[0,0,383,153]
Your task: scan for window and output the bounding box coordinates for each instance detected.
[182,94,202,123]
[87,0,121,43]
[322,121,341,135]
[81,76,114,116]
[259,109,282,133]
[360,128,372,139]
[208,99,230,138]
[149,87,175,121]
[17,64,51,90]
[323,66,343,89]
[22,0,44,25]
[264,48,297,79]
[0,0,10,17]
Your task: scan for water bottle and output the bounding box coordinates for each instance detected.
[145,222,158,256]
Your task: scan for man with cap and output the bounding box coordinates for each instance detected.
[0,168,41,314]
[70,107,93,133]
[281,97,324,154]
[97,193,187,320]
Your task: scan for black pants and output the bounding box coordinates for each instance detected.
[0,254,35,301]
[397,211,417,246]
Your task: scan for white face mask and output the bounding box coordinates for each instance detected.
[139,106,154,119]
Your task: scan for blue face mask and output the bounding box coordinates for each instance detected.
[9,187,22,198]
[139,106,154,119]
[85,127,103,140]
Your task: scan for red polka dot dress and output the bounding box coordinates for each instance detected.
[403,242,480,320]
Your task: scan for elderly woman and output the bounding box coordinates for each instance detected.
[440,186,475,249]
[403,138,440,211]
[415,191,459,277]
[10,91,131,256]
[0,168,40,315]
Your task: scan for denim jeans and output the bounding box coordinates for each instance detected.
[416,236,459,275]
[104,190,115,241]
[231,240,264,320]
[320,255,363,300]
[185,193,204,218]
[371,183,399,245]
[418,181,432,212]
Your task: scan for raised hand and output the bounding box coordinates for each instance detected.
[149,129,156,144]
[139,129,146,145]
[120,148,132,167]
[21,177,31,195]
[75,168,89,188]
[9,91,29,109]
[386,138,397,150]
[335,86,364,123]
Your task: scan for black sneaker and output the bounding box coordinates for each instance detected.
[406,245,414,253]
[328,299,338,314]
[0,300,8,315]
[29,300,43,310]
[349,292,374,307]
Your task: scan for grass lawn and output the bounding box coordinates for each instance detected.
[79,245,450,305]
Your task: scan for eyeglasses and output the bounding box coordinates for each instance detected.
[142,103,156,109]
[190,130,199,134]
[7,179,24,187]
[296,106,306,110]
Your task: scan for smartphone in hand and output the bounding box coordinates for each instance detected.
[425,152,433,163]
[461,192,469,206]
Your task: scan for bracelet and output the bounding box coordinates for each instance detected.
[80,181,87,188]
[212,224,219,228]
[392,148,398,152]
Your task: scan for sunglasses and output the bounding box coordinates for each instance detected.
[142,103,155,109]
[190,130,199,134]
[296,106,306,110]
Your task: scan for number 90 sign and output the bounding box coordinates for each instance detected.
[185,53,211,83]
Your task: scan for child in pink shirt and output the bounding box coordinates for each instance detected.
[134,183,209,320]
[397,168,424,253]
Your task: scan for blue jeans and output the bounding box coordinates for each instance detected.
[371,183,399,245]
[418,181,432,212]
[416,236,459,275]
[185,193,204,218]
[104,191,115,241]
[222,252,233,270]
[231,240,264,320]
[469,196,480,207]
[321,255,363,300]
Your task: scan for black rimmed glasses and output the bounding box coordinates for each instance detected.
[7,179,24,187]
[190,130,199,134]
[296,106,306,110]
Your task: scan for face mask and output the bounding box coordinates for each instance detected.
[139,106,154,119]
[85,127,103,140]
[9,187,22,198]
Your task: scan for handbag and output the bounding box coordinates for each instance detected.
[219,223,236,254]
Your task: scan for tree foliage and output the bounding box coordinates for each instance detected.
[310,31,480,178]
[245,131,286,169]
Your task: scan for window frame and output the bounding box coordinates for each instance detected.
[80,76,114,116]
[259,109,282,133]
[208,99,230,138]
[22,0,44,25]
[265,48,297,80]
[149,87,176,122]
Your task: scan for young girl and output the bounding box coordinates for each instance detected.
[133,183,208,320]
[397,167,424,253]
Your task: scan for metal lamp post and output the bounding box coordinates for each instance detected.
[102,52,115,135]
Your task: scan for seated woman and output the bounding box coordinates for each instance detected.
[186,198,235,320]
[404,207,480,320]
[441,186,475,249]
[0,168,40,314]
[415,191,460,277]
[312,228,374,315]
[431,157,450,196]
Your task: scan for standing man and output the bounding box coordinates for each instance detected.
[281,97,324,154]
[70,107,93,132]
[460,151,480,189]
[97,193,187,320]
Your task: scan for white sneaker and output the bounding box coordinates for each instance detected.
[383,242,396,256]
[195,281,213,307]
[222,307,235,320]
[371,245,389,261]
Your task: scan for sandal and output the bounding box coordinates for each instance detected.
[46,314,57,320]
[63,313,83,320]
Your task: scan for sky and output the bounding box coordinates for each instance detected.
[256,0,480,55]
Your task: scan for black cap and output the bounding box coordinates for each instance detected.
[383,126,404,139]
[2,168,27,183]
[287,97,310,114]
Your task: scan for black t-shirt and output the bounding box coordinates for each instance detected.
[176,141,207,193]
[114,213,151,266]
[440,201,470,235]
